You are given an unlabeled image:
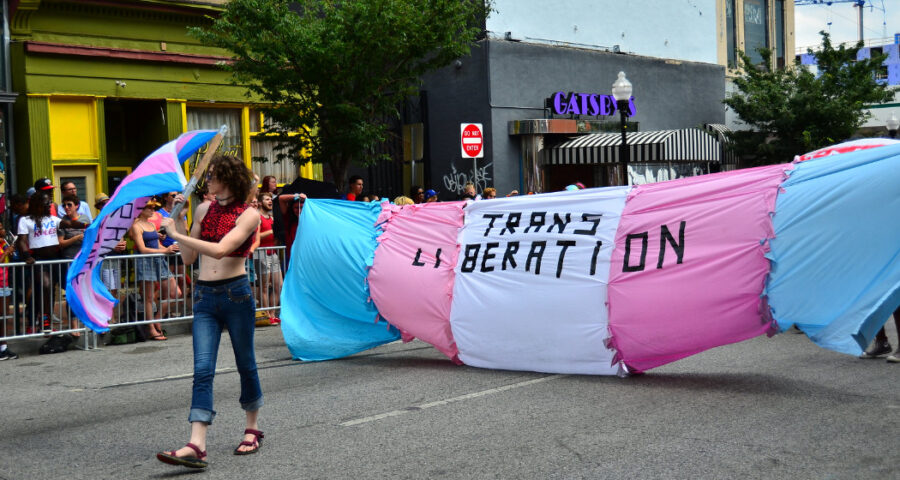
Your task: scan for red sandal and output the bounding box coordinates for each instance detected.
[156,442,208,468]
[234,428,264,455]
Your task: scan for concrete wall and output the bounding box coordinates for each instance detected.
[421,39,726,197]
[486,0,718,64]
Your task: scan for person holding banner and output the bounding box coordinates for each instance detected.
[156,154,263,469]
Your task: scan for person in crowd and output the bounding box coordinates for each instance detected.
[57,181,93,222]
[7,193,29,335]
[859,308,900,363]
[95,193,127,324]
[0,222,16,360]
[393,196,414,206]
[129,199,178,340]
[157,154,264,469]
[58,193,90,337]
[259,175,280,197]
[482,187,497,199]
[506,190,520,197]
[256,192,282,326]
[344,175,364,201]
[409,186,425,204]
[277,192,307,264]
[425,189,439,203]
[159,191,190,303]
[32,178,60,216]
[461,182,477,200]
[16,191,62,333]
[8,194,28,234]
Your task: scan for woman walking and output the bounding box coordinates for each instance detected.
[157,154,263,469]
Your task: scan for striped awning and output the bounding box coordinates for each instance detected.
[547,128,721,165]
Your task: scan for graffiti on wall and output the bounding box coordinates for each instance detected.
[442,161,493,195]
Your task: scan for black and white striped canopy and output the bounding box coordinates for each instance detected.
[547,128,721,165]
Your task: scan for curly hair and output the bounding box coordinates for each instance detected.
[208,154,253,204]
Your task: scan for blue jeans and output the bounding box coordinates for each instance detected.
[188,276,263,424]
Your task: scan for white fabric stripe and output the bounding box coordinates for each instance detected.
[450,187,629,374]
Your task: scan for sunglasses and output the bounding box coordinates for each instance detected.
[64,203,76,207]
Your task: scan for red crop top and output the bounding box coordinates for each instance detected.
[200,201,255,258]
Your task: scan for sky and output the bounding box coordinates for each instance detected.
[794,1,900,50]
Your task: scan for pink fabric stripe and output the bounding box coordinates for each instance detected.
[607,164,791,372]
[368,202,465,361]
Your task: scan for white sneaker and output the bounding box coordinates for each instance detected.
[887,349,900,363]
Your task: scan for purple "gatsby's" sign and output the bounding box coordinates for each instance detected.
[550,92,636,117]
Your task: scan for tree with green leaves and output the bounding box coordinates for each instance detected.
[724,32,895,166]
[193,0,492,189]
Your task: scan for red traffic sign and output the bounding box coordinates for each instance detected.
[460,123,484,158]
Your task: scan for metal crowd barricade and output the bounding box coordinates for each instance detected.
[0,245,287,350]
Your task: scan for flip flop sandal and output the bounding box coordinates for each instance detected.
[234,428,264,455]
[157,442,208,468]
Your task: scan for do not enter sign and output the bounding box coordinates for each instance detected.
[461,123,484,158]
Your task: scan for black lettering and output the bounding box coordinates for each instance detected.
[574,213,603,236]
[461,244,480,272]
[412,248,426,267]
[500,212,521,235]
[590,240,603,275]
[623,232,648,272]
[434,248,442,268]
[483,214,503,237]
[657,221,686,269]
[555,240,576,278]
[525,212,547,233]
[502,241,520,270]
[481,242,499,272]
[526,241,547,275]
[549,213,571,234]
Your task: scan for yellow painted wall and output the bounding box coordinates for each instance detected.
[49,97,99,160]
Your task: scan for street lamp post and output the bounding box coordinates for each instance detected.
[887,113,899,139]
[611,71,633,186]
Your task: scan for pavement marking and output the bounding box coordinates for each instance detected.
[99,358,297,389]
[339,374,568,427]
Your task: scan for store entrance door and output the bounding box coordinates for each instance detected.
[54,165,98,217]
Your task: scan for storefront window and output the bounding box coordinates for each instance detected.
[186,107,243,158]
[250,137,299,185]
[775,0,785,69]
[743,0,768,66]
[726,0,737,69]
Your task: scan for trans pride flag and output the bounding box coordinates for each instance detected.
[281,139,900,374]
[67,130,219,332]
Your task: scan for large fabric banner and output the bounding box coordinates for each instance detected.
[280,199,400,361]
[766,143,900,355]
[66,130,218,332]
[368,202,465,362]
[607,164,790,372]
[450,188,628,375]
[278,139,900,375]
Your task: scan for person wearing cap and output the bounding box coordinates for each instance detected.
[56,181,93,223]
[16,190,63,333]
[32,178,60,217]
[425,189,439,203]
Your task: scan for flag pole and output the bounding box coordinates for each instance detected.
[170,124,228,220]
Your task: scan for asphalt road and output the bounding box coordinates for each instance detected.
[0,323,897,480]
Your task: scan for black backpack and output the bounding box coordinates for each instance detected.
[39,335,72,354]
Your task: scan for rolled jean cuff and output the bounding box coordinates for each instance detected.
[188,407,216,425]
[241,396,264,412]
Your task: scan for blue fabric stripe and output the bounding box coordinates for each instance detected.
[766,143,900,355]
[280,199,400,361]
